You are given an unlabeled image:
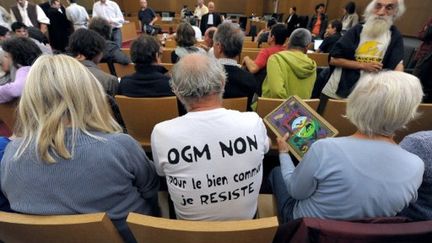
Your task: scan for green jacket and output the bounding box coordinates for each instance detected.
[262,50,317,99]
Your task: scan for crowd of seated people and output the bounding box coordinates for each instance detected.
[0,0,432,242]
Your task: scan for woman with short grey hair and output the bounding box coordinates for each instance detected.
[270,71,425,223]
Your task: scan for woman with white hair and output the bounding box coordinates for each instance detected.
[270,71,425,223]
[0,55,159,241]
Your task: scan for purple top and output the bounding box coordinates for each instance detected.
[0,66,31,103]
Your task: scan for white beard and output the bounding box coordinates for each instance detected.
[363,15,393,38]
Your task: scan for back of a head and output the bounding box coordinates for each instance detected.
[288,28,311,49]
[331,20,342,33]
[88,17,112,40]
[345,1,356,14]
[11,22,27,32]
[171,53,226,109]
[0,26,9,38]
[213,22,244,58]
[175,22,196,47]
[271,24,288,45]
[346,71,423,137]
[267,18,277,29]
[16,55,122,163]
[68,28,106,61]
[131,35,160,66]
[27,27,49,44]
[1,37,42,67]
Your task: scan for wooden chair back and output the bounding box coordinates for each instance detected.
[113,63,136,77]
[121,48,131,58]
[122,22,138,43]
[395,103,432,143]
[115,95,179,150]
[243,41,260,49]
[256,97,320,151]
[0,212,123,243]
[307,53,329,67]
[321,99,356,137]
[239,49,260,63]
[165,39,177,48]
[0,99,18,132]
[97,63,112,75]
[222,97,248,112]
[161,63,174,72]
[162,48,174,63]
[127,213,278,243]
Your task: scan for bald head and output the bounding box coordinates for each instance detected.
[171,54,226,109]
[208,2,215,12]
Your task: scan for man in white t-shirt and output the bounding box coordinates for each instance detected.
[66,0,89,30]
[92,0,124,48]
[318,0,406,110]
[151,53,270,221]
[10,0,50,33]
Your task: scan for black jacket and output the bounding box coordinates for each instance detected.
[286,13,299,37]
[200,12,223,34]
[223,65,257,111]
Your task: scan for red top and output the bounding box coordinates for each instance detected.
[254,45,286,70]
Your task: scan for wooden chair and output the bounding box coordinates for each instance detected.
[239,49,260,63]
[257,194,277,218]
[97,63,112,75]
[222,97,248,112]
[115,95,179,150]
[113,63,135,77]
[0,212,123,243]
[165,39,177,48]
[162,48,174,63]
[395,103,432,143]
[121,48,131,58]
[122,22,138,43]
[256,97,320,151]
[243,41,260,49]
[307,53,329,67]
[0,99,18,132]
[161,63,174,72]
[321,99,356,137]
[127,213,278,243]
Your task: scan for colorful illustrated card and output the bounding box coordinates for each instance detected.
[264,96,338,160]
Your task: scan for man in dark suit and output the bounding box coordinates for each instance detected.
[286,6,299,37]
[200,1,223,34]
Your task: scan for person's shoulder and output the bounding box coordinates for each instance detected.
[401,131,432,149]
[103,132,141,150]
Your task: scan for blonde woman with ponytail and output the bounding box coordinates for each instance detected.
[0,55,159,241]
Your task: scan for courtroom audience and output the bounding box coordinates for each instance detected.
[256,18,277,47]
[262,28,316,99]
[0,37,42,103]
[214,22,256,110]
[341,1,359,33]
[171,22,205,63]
[151,53,270,220]
[308,3,328,38]
[317,19,342,53]
[119,35,174,97]
[11,22,52,54]
[89,17,131,65]
[0,55,159,242]
[269,71,424,223]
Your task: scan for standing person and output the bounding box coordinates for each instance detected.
[194,0,208,24]
[307,3,328,38]
[65,0,89,30]
[138,0,158,34]
[199,1,222,34]
[285,6,298,37]
[92,0,124,48]
[10,0,50,33]
[46,0,72,52]
[151,53,270,221]
[320,0,406,104]
[412,17,432,102]
[0,55,159,242]
[341,1,359,33]
[317,20,342,53]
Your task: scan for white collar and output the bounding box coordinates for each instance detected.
[17,1,28,10]
[218,58,240,67]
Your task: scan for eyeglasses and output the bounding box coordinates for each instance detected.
[374,2,397,12]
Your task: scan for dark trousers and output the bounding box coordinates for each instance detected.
[111,27,122,48]
[268,167,296,224]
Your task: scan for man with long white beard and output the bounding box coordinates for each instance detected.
[319,0,405,104]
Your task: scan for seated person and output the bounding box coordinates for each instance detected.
[399,130,432,221]
[171,22,205,63]
[0,55,159,241]
[11,22,52,54]
[317,19,342,53]
[0,136,11,212]
[119,35,173,97]
[0,37,42,103]
[269,71,425,223]
[243,24,288,75]
[256,18,277,47]
[151,53,270,220]
[68,28,119,96]
[89,17,131,65]
[214,22,256,110]
[262,28,317,99]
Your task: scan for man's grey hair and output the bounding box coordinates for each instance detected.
[170,53,227,109]
[364,0,406,20]
[346,71,423,137]
[288,28,312,49]
[213,22,244,58]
